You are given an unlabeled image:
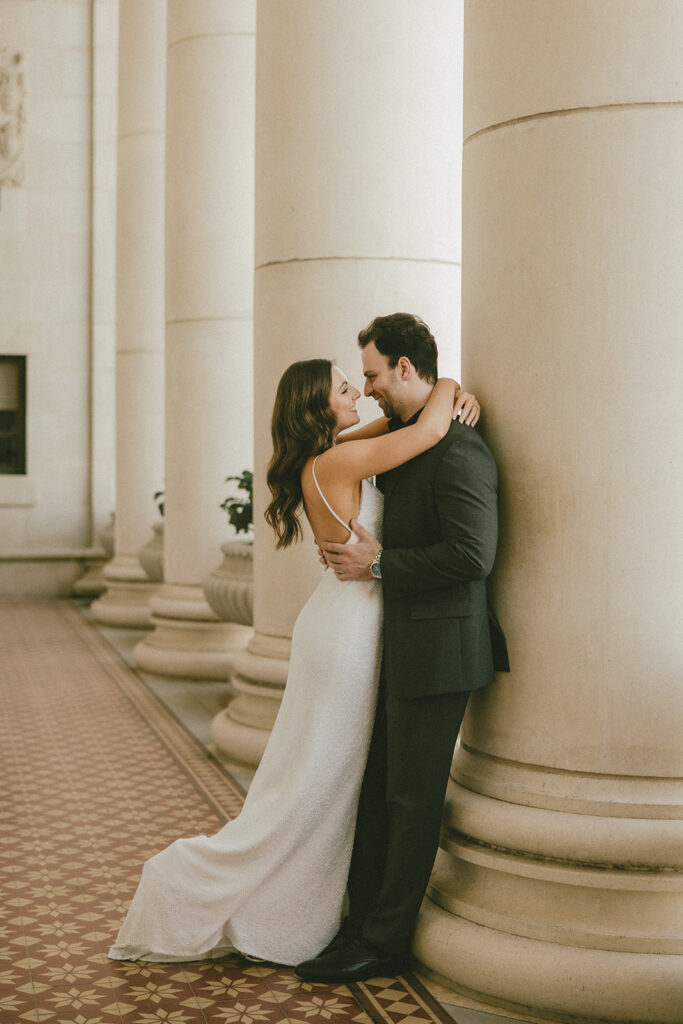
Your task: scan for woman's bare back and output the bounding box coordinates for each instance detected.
[301,453,362,545]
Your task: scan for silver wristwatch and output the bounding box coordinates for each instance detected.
[369,548,382,579]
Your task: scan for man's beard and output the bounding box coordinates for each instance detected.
[379,395,398,419]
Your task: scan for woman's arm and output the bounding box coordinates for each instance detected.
[336,416,390,443]
[322,378,457,482]
[338,385,481,440]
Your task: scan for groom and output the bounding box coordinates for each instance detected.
[295,312,508,983]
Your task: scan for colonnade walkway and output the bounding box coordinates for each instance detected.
[0,601,527,1024]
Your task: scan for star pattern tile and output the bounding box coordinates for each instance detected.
[0,601,457,1024]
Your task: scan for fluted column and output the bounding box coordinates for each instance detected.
[414,4,683,1022]
[91,0,166,627]
[135,0,254,679]
[210,0,464,767]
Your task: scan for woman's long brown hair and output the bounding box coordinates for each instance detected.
[265,359,337,548]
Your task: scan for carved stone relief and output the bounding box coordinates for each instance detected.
[0,50,25,187]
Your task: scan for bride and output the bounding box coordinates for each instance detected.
[108,358,475,967]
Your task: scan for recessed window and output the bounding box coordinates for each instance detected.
[0,356,26,475]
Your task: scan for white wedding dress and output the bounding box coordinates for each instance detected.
[109,471,383,966]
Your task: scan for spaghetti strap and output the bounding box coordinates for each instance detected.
[311,456,352,536]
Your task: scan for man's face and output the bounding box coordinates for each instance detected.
[361,341,403,419]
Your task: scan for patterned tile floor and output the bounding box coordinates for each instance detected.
[0,600,473,1024]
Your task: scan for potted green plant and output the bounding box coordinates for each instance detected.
[219,471,253,537]
[202,470,254,626]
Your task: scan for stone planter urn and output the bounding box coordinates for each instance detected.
[204,535,257,770]
[98,512,115,558]
[138,521,164,582]
[202,538,253,626]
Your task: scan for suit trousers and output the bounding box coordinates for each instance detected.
[347,673,469,957]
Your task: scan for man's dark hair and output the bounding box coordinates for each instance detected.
[357,313,438,384]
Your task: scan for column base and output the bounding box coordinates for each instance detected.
[90,555,159,628]
[414,900,683,1024]
[209,631,290,768]
[134,582,252,680]
[414,773,683,1024]
[210,708,272,772]
[72,559,108,597]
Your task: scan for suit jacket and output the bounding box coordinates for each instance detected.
[378,416,508,699]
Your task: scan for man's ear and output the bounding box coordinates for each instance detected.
[397,356,413,380]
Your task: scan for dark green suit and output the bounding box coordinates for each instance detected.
[347,415,508,956]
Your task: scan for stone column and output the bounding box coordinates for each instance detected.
[91,0,166,627]
[134,0,254,679]
[414,4,683,1022]
[210,0,464,767]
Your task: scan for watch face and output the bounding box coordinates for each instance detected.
[371,561,382,579]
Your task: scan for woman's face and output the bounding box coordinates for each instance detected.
[329,366,360,432]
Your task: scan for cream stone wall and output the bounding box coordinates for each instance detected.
[0,0,117,596]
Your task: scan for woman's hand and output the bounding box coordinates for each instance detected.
[314,539,329,568]
[453,388,480,426]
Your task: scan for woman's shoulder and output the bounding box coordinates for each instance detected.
[302,449,338,488]
[310,446,341,475]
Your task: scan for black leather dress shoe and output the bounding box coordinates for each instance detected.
[295,938,409,983]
